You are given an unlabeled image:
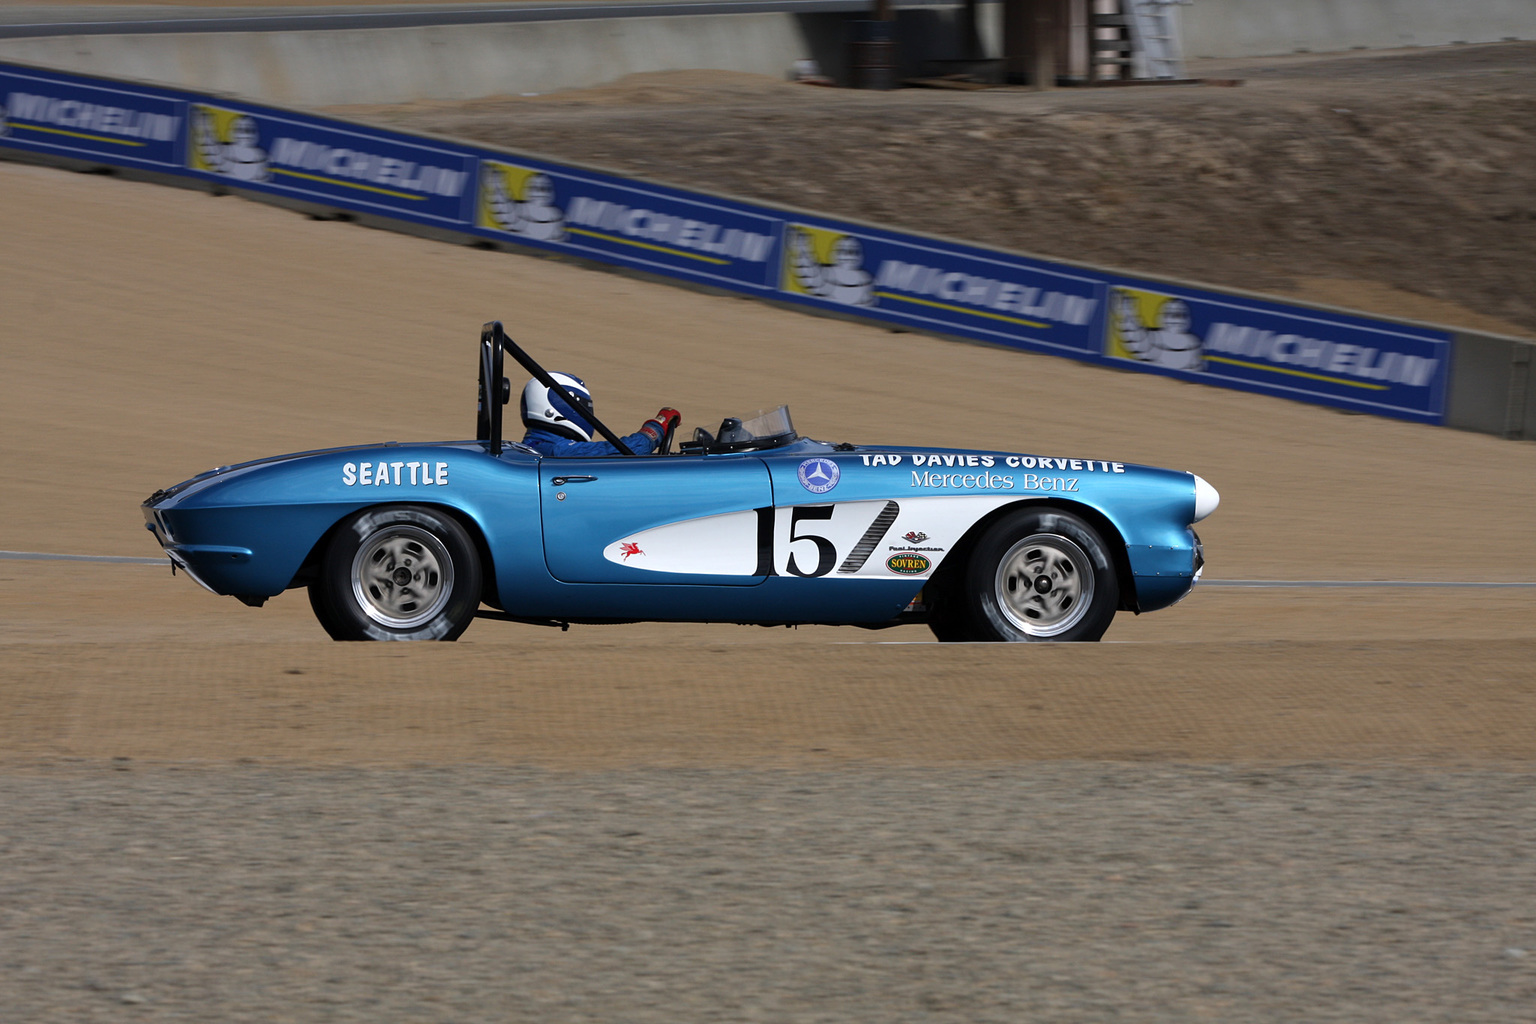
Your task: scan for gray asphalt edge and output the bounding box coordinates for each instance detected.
[0,0,942,38]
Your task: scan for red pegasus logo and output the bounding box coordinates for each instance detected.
[619,542,643,561]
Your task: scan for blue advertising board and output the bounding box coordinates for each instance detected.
[0,65,183,171]
[0,59,1456,425]
[185,100,476,227]
[1099,276,1450,422]
[772,217,1104,357]
[471,157,783,291]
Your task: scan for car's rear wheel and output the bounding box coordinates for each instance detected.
[930,507,1118,643]
[309,505,482,641]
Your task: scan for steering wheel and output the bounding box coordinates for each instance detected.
[658,415,677,455]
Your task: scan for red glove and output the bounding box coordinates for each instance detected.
[640,407,681,442]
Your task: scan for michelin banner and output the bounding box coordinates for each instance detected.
[772,218,1449,421]
[188,101,476,227]
[0,65,182,171]
[777,219,1103,356]
[473,157,780,291]
[0,60,1452,424]
[780,219,1105,356]
[189,101,780,289]
[1100,279,1449,422]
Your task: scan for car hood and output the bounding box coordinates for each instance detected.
[144,440,487,508]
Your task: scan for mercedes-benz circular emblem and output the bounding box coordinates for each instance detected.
[797,457,840,494]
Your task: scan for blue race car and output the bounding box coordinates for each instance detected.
[143,323,1218,642]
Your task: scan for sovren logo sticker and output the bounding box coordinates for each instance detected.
[886,551,931,575]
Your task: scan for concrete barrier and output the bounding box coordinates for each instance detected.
[1183,0,1535,58]
[5,2,1533,108]
[0,6,988,105]
[0,14,822,105]
[1447,332,1536,441]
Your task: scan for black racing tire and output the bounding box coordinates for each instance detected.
[929,506,1118,643]
[309,505,482,641]
[923,582,977,642]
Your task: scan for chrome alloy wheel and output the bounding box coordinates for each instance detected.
[994,533,1095,638]
[350,525,454,630]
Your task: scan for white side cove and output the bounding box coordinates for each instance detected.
[602,497,1024,580]
[1192,474,1220,522]
[604,508,762,577]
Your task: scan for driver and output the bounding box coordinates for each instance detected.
[519,373,680,456]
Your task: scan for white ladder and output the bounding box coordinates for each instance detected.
[1126,0,1190,80]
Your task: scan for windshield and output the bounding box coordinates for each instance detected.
[693,405,798,453]
[730,406,794,443]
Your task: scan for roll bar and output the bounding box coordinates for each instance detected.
[477,321,637,457]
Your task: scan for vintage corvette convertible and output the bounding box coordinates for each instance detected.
[143,323,1218,642]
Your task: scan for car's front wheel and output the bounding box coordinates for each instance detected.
[309,505,482,641]
[930,507,1119,642]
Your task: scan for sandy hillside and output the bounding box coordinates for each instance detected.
[4,40,1536,1024]
[1,157,1534,766]
[347,42,1536,339]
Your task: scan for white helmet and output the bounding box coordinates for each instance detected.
[520,372,594,442]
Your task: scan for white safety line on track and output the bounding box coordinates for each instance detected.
[5,550,1536,586]
[1,550,166,565]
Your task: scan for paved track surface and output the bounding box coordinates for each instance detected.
[2,125,1535,1019]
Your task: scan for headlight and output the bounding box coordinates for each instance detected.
[1192,474,1220,523]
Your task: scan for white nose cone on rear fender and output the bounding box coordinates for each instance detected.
[1192,474,1220,523]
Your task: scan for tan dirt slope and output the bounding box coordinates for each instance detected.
[347,43,1536,339]
[1,151,1534,768]
[5,637,1536,766]
[4,39,1536,1024]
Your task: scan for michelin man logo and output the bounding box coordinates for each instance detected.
[189,106,270,182]
[478,162,566,242]
[784,226,875,307]
[1107,287,1205,372]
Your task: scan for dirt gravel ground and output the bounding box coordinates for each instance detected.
[346,42,1536,339]
[6,764,1536,1023]
[2,51,1536,1020]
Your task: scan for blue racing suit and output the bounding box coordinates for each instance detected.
[522,426,658,457]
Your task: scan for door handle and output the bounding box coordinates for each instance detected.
[550,475,598,486]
